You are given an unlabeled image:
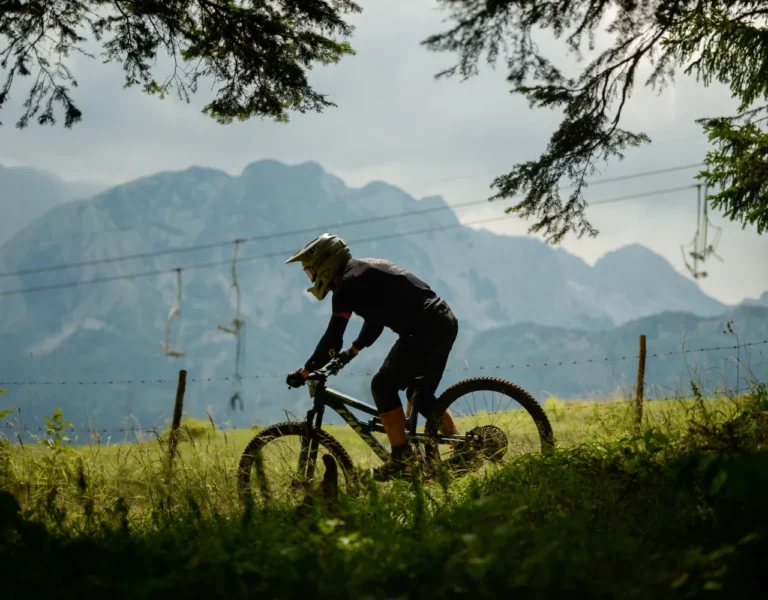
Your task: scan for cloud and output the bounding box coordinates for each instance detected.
[28,320,79,356]
[1,0,766,305]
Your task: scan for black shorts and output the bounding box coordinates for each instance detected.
[377,300,458,409]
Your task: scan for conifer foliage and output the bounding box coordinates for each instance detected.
[422,1,768,241]
[0,0,360,128]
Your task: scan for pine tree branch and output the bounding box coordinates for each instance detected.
[0,0,361,128]
[423,0,768,243]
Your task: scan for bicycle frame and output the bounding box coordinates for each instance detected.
[302,377,465,465]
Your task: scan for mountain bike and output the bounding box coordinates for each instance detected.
[237,357,555,505]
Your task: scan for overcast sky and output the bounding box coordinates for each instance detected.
[1,0,766,305]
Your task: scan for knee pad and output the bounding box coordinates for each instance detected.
[371,371,402,414]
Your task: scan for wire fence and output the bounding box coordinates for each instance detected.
[1,339,765,387]
[3,424,161,436]
[2,339,765,440]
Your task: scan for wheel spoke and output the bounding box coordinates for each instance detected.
[238,422,355,508]
[425,377,554,475]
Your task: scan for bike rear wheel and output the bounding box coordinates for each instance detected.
[237,421,357,507]
[424,377,555,473]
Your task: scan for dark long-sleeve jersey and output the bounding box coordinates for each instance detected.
[304,258,442,371]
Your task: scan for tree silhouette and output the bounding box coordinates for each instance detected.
[423,1,768,241]
[0,0,361,128]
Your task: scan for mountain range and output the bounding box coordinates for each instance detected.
[744,291,768,308]
[0,160,764,433]
[0,164,103,248]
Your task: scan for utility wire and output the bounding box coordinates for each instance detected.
[588,184,694,206]
[0,214,517,296]
[0,182,696,298]
[3,160,704,252]
[0,164,703,280]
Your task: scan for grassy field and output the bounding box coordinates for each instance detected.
[1,395,719,511]
[2,388,768,598]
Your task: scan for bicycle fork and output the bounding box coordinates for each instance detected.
[297,405,325,485]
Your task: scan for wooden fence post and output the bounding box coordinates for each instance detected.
[635,335,646,433]
[168,369,187,462]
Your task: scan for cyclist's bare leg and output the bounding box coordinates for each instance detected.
[439,408,460,435]
[379,406,407,447]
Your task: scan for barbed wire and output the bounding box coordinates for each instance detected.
[3,423,160,435]
[1,340,765,387]
[0,374,279,386]
[446,339,768,373]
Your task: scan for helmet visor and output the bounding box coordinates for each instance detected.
[303,266,316,282]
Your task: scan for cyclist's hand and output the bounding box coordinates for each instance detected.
[337,346,359,366]
[286,368,307,388]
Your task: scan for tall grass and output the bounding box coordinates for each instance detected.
[2,378,768,598]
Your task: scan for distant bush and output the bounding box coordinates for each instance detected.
[163,416,216,442]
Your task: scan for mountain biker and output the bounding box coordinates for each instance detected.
[285,233,460,480]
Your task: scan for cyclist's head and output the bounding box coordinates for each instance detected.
[285,233,351,300]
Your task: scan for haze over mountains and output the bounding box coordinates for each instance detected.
[0,164,103,248]
[0,160,764,432]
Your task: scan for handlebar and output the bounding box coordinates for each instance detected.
[306,355,350,382]
[300,356,351,397]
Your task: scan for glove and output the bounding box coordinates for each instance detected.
[336,346,358,366]
[286,368,307,388]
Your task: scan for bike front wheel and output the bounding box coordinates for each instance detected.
[424,376,555,472]
[237,421,357,507]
